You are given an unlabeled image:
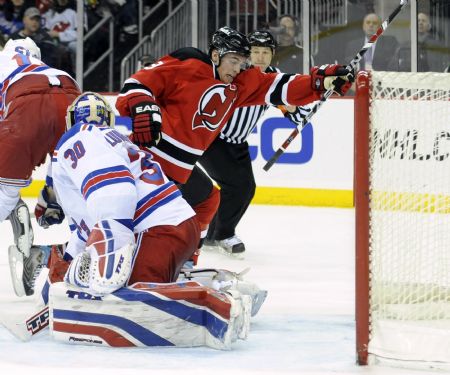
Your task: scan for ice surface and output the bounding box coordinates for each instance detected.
[0,200,440,374]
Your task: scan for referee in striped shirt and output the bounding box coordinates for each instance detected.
[200,30,310,256]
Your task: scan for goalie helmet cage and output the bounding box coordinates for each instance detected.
[354,70,450,369]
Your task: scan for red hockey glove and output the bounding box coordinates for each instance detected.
[47,244,69,283]
[128,95,162,147]
[310,64,355,96]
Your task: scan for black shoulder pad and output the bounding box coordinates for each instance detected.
[169,47,211,65]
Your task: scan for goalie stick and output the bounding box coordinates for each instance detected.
[0,280,50,342]
[1,244,64,341]
[263,0,410,171]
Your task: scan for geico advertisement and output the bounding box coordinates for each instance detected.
[34,96,354,190]
[247,100,354,190]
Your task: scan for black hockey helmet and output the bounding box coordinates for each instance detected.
[208,26,251,59]
[247,30,277,53]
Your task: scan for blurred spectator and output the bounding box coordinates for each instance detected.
[41,0,77,72]
[0,0,33,37]
[112,0,138,36]
[417,12,445,71]
[271,15,308,74]
[392,12,446,72]
[9,6,60,67]
[0,30,6,48]
[83,0,108,65]
[137,54,156,70]
[344,13,399,71]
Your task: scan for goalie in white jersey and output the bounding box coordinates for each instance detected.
[26,93,260,350]
[44,92,200,295]
[4,94,266,348]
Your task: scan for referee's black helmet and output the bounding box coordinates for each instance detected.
[247,30,277,53]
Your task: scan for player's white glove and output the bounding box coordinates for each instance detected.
[34,185,65,228]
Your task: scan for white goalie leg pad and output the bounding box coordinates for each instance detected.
[49,280,252,349]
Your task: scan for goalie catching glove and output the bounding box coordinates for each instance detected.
[35,185,65,228]
[310,64,355,96]
[64,220,135,295]
[128,95,162,147]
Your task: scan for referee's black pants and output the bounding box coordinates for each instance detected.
[199,137,256,241]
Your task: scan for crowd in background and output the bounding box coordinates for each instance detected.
[0,0,448,91]
[0,0,146,82]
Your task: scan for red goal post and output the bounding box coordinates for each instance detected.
[354,70,450,368]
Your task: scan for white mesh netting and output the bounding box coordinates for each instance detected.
[367,71,450,365]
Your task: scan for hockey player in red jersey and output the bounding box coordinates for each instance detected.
[116,26,354,260]
[0,37,80,277]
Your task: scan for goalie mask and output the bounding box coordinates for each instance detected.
[3,37,41,60]
[66,92,115,130]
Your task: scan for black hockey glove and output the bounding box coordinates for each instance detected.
[34,185,65,228]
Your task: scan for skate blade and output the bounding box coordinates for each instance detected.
[8,245,26,297]
[16,206,33,258]
[202,244,245,260]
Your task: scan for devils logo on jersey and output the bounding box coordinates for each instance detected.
[192,84,237,131]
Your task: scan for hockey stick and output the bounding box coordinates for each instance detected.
[0,278,50,341]
[0,303,49,341]
[263,0,410,171]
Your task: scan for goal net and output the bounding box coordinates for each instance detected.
[354,71,450,368]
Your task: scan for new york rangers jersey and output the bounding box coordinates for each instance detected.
[116,47,321,183]
[0,50,76,119]
[51,123,195,259]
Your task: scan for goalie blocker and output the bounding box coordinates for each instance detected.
[49,280,252,350]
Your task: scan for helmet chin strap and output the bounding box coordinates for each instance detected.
[211,50,222,67]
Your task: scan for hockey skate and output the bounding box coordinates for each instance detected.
[215,235,246,259]
[7,198,34,257]
[8,245,50,297]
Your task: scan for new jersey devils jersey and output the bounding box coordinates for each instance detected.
[116,47,320,183]
[51,123,195,259]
